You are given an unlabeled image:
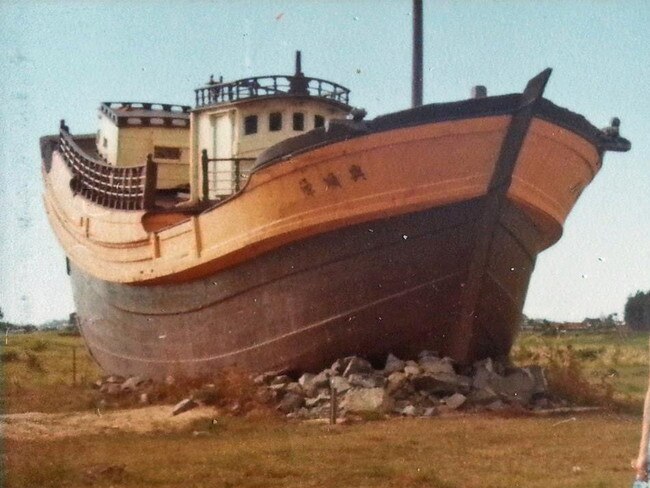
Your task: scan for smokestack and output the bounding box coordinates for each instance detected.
[295,50,303,76]
[412,0,423,107]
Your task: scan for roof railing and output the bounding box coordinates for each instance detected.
[99,102,191,128]
[194,74,350,108]
[58,120,157,210]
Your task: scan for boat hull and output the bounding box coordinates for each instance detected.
[72,196,540,378]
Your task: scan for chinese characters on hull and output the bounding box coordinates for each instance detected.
[299,165,367,197]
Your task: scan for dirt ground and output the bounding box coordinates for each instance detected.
[0,405,217,441]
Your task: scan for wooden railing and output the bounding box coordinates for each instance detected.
[194,74,350,108]
[58,121,157,210]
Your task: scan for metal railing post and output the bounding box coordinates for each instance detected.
[201,149,210,201]
[234,159,241,192]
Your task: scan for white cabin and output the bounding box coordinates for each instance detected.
[96,102,191,190]
[190,52,352,200]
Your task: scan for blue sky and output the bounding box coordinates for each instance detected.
[0,1,648,324]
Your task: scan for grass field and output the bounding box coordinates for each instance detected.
[1,330,648,487]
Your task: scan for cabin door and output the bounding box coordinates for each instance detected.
[210,112,234,197]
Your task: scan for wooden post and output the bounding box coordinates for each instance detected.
[329,382,338,425]
[143,154,158,210]
[234,159,241,192]
[201,149,210,201]
[72,346,77,387]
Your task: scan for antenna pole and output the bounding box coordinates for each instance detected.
[412,0,423,107]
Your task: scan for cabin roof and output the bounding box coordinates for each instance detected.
[100,102,191,128]
[193,74,351,112]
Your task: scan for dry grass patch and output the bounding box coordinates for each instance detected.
[512,331,649,411]
[4,414,639,488]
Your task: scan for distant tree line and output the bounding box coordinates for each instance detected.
[625,290,650,331]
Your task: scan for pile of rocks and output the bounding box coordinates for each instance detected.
[254,352,557,419]
[92,351,563,419]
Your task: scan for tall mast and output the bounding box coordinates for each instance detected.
[412,0,423,107]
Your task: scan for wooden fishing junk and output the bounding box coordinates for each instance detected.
[41,34,630,378]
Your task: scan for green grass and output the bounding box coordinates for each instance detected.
[512,330,649,410]
[1,331,102,413]
[1,330,649,487]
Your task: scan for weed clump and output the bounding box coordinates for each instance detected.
[541,345,614,407]
[25,352,45,372]
[1,350,20,363]
[29,340,48,352]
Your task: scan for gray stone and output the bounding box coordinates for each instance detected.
[418,350,439,360]
[331,357,354,375]
[342,357,373,377]
[255,388,276,403]
[411,372,471,395]
[172,398,198,416]
[403,361,421,377]
[120,376,146,392]
[329,375,352,393]
[271,375,292,386]
[475,365,537,404]
[533,397,552,410]
[100,383,121,396]
[499,369,536,404]
[383,353,406,375]
[486,400,506,411]
[104,375,125,384]
[341,387,393,413]
[277,392,304,414]
[298,373,315,388]
[347,373,385,389]
[386,372,407,391]
[305,393,330,408]
[284,382,303,396]
[419,356,455,375]
[443,393,466,410]
[253,372,278,385]
[423,407,438,417]
[311,370,332,389]
[525,365,549,395]
[467,387,499,405]
[139,393,149,404]
[400,405,417,416]
[474,357,497,375]
[385,372,412,399]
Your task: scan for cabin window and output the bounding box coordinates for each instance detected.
[314,115,325,128]
[293,112,305,131]
[103,137,108,148]
[269,112,282,131]
[244,115,258,135]
[154,146,181,159]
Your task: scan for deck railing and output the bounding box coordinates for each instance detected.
[58,121,157,210]
[194,75,350,108]
[200,149,255,200]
